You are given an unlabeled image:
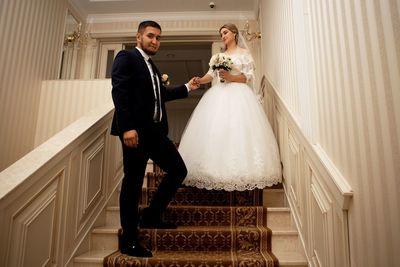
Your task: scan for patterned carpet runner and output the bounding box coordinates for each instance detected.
[104,172,279,266]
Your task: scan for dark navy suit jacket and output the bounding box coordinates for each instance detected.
[111,48,188,137]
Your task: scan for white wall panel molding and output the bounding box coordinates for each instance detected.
[264,77,352,267]
[260,0,400,264]
[310,145,353,210]
[310,175,333,267]
[110,136,123,184]
[76,131,107,235]
[10,186,58,267]
[0,81,121,266]
[0,165,66,267]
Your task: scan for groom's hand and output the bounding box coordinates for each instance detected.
[188,77,201,91]
[123,130,139,148]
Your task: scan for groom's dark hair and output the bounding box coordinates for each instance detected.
[138,20,162,33]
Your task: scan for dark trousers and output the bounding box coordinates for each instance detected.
[119,124,187,242]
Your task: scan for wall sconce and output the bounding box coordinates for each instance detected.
[64,22,90,47]
[242,20,261,41]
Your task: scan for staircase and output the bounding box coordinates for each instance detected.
[74,170,307,267]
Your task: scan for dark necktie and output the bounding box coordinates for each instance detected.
[148,58,162,122]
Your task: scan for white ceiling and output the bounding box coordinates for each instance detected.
[69,0,259,21]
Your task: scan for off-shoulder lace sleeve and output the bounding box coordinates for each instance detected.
[242,55,255,83]
[237,52,256,88]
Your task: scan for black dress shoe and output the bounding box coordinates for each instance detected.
[120,242,153,257]
[140,208,177,229]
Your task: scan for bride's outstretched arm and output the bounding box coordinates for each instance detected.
[194,74,213,85]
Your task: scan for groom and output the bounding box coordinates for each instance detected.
[110,20,199,257]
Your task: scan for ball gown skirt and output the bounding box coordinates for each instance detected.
[178,81,282,191]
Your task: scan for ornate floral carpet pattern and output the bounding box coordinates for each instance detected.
[104,172,279,266]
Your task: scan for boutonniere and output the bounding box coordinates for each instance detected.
[161,74,170,86]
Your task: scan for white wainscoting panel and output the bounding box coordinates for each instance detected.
[260,0,399,266]
[265,78,352,267]
[0,88,120,266]
[310,174,333,267]
[8,178,59,267]
[1,164,66,267]
[77,131,107,234]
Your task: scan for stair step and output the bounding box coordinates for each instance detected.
[267,207,293,230]
[105,206,119,226]
[141,187,264,206]
[74,249,307,267]
[274,251,308,267]
[74,249,116,267]
[90,225,301,255]
[142,226,273,252]
[75,172,306,266]
[106,206,291,228]
[104,250,279,266]
[272,230,304,254]
[91,226,119,250]
[91,225,274,252]
[263,188,287,207]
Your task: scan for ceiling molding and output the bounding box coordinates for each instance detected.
[87,11,257,24]
[89,0,139,2]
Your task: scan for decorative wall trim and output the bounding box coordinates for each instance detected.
[87,11,257,23]
[264,76,353,267]
[0,81,121,267]
[76,131,107,235]
[88,19,259,39]
[310,174,333,267]
[8,177,59,266]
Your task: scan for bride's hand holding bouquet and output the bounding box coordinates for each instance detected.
[210,53,233,82]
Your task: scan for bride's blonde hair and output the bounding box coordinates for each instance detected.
[219,23,239,44]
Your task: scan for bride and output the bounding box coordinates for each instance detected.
[178,23,282,191]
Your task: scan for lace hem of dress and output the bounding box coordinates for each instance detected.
[183,173,282,191]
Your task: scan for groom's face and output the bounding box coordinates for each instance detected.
[137,26,161,56]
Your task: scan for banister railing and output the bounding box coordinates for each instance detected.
[0,80,122,266]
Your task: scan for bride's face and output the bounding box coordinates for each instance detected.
[220,28,236,46]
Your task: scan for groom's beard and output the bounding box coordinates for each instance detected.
[144,49,157,56]
[139,42,158,56]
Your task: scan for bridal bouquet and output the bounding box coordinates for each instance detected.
[210,53,233,82]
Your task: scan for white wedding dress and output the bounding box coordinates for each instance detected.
[179,50,282,191]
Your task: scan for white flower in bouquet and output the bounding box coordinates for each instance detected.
[209,53,233,82]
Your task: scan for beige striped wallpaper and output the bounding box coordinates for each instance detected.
[35,79,112,146]
[260,0,399,266]
[0,0,67,171]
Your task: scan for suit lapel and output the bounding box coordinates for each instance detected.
[132,48,155,98]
